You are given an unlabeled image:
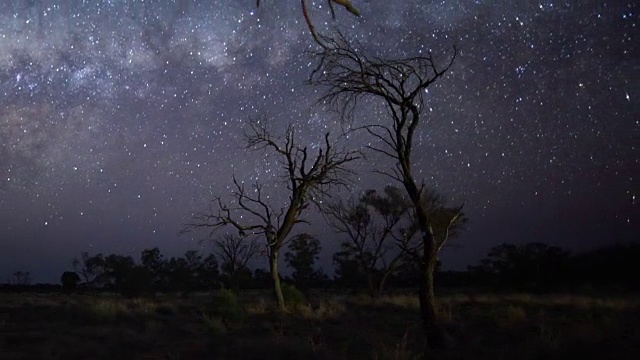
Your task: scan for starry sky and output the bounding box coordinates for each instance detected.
[0,1,637,283]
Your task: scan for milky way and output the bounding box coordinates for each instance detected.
[0,1,637,282]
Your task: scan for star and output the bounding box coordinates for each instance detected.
[0,1,636,282]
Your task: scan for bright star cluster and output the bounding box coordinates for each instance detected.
[0,1,637,282]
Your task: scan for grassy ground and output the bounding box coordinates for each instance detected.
[0,290,638,359]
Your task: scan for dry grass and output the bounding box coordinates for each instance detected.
[0,291,638,359]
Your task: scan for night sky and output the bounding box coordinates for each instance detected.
[0,1,637,283]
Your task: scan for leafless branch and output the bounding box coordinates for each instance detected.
[214,234,260,274]
[184,117,360,307]
[307,23,460,343]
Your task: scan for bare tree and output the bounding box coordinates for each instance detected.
[10,271,31,286]
[184,118,360,310]
[215,234,259,289]
[310,33,458,347]
[325,186,466,297]
[324,186,412,297]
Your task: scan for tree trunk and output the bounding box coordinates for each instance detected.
[418,228,447,350]
[409,182,447,350]
[377,270,391,297]
[366,273,376,298]
[269,248,286,311]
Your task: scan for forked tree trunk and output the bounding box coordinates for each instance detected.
[269,249,286,311]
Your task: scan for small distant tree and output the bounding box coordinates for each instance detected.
[11,271,31,286]
[215,234,259,290]
[165,256,190,293]
[325,186,466,297]
[198,253,221,290]
[60,271,81,293]
[101,254,140,294]
[72,252,105,287]
[183,250,207,293]
[325,186,411,297]
[332,249,368,290]
[163,251,220,293]
[140,247,167,290]
[284,233,322,290]
[120,266,154,297]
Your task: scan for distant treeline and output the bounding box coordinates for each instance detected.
[2,242,638,295]
[441,242,640,293]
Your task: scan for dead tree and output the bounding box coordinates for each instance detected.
[310,33,458,347]
[184,118,360,310]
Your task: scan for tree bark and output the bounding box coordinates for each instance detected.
[407,177,446,349]
[417,217,447,349]
[269,248,286,311]
[377,271,391,298]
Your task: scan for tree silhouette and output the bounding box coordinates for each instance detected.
[140,247,166,290]
[471,242,570,291]
[184,118,360,310]
[198,253,221,290]
[215,234,259,290]
[72,252,105,287]
[310,32,457,347]
[101,254,152,296]
[10,271,31,286]
[284,233,322,290]
[60,271,81,293]
[569,243,640,291]
[325,186,465,297]
[332,249,368,290]
[325,186,411,297]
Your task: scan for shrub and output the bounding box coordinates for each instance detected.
[202,313,227,336]
[60,271,81,293]
[89,299,127,321]
[202,289,245,328]
[503,306,528,324]
[281,283,307,310]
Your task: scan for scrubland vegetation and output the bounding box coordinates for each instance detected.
[1,288,638,359]
[3,242,639,359]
